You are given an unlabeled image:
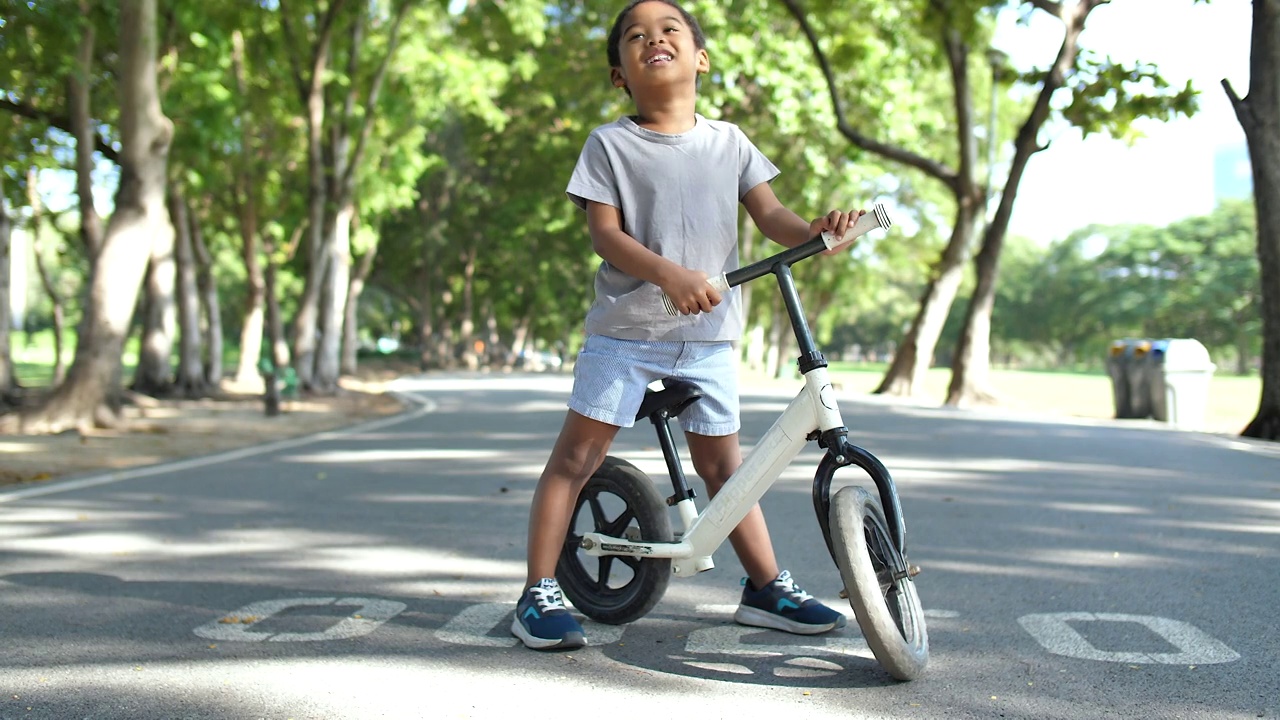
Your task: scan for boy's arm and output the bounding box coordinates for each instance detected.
[585,200,722,315]
[742,181,860,252]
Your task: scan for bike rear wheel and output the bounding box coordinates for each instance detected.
[557,456,672,625]
[829,485,928,680]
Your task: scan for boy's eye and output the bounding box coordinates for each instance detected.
[629,32,644,41]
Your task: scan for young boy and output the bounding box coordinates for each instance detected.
[513,0,864,650]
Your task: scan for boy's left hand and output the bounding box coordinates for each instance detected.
[810,209,866,255]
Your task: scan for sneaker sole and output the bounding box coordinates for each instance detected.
[510,618,588,650]
[733,606,848,636]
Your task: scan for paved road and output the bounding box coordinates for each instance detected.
[1,372,1277,719]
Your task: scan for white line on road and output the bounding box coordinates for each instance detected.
[0,390,436,503]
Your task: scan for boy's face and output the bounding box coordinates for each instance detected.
[610,1,709,95]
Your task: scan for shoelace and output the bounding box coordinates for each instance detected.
[531,583,568,613]
[774,574,815,604]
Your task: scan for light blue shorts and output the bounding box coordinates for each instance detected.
[569,335,740,436]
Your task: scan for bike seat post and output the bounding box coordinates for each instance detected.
[649,411,701,536]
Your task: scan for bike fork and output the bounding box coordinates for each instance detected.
[811,434,909,561]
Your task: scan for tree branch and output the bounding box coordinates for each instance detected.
[777,0,958,186]
[0,97,120,164]
[342,1,411,192]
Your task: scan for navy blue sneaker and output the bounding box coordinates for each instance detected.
[733,570,848,635]
[511,578,587,650]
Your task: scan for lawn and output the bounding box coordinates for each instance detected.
[824,362,1259,435]
[7,331,1262,435]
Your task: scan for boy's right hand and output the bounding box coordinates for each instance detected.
[662,268,722,315]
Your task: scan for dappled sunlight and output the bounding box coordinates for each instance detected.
[3,527,376,559]
[1176,496,1280,517]
[354,492,529,505]
[278,545,523,580]
[0,440,43,454]
[1021,548,1183,569]
[890,456,1171,479]
[1143,518,1280,535]
[1044,501,1154,515]
[920,558,1101,584]
[279,448,505,463]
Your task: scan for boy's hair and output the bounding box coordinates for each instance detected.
[606,0,707,69]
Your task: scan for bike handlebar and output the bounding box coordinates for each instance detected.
[661,203,893,315]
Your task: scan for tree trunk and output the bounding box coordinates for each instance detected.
[169,191,205,398]
[341,241,377,375]
[284,0,344,392]
[132,208,178,396]
[873,216,977,397]
[230,28,266,389]
[29,186,66,386]
[0,171,14,404]
[189,206,223,386]
[232,198,266,387]
[781,4,986,400]
[1231,0,1280,440]
[70,0,104,259]
[458,244,478,370]
[314,202,354,392]
[947,1,1095,407]
[19,0,173,434]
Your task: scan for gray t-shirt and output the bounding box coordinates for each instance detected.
[566,114,779,341]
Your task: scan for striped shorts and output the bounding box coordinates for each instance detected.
[568,335,740,436]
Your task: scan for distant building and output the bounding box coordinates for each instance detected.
[1214,142,1253,202]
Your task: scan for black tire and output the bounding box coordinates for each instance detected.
[829,485,929,681]
[557,456,673,625]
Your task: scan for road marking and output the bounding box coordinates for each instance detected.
[0,390,436,503]
[193,597,406,642]
[685,625,873,659]
[1018,612,1240,664]
[434,602,625,647]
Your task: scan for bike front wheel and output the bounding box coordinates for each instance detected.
[557,456,672,625]
[829,485,929,681]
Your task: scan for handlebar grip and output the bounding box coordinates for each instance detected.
[660,203,892,316]
[821,203,892,250]
[661,273,729,316]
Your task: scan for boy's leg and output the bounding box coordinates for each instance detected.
[685,431,845,635]
[525,410,620,585]
[514,409,619,650]
[684,431,779,588]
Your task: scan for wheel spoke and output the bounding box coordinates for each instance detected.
[602,508,635,538]
[595,556,615,588]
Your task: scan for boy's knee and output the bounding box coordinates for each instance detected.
[548,446,607,482]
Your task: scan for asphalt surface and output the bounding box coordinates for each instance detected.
[1,372,1277,720]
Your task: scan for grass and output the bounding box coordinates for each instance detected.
[822,362,1259,435]
[8,331,1262,435]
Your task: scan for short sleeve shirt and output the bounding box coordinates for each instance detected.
[566,115,779,341]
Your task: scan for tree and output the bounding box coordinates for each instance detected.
[18,0,173,433]
[1225,0,1280,440]
[782,0,1196,404]
[0,168,13,404]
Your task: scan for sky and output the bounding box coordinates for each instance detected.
[995,0,1254,243]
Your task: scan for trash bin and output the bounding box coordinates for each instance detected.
[1124,339,1154,419]
[1149,338,1216,431]
[1106,339,1134,419]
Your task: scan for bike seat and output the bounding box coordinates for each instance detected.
[635,378,703,421]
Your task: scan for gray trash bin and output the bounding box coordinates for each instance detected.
[1149,338,1216,431]
[1106,339,1134,419]
[1124,339,1154,419]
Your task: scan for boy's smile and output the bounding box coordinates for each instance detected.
[611,1,709,91]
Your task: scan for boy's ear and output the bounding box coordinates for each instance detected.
[696,48,710,75]
[610,67,627,88]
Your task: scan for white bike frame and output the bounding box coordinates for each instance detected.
[580,203,893,578]
[580,344,848,578]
